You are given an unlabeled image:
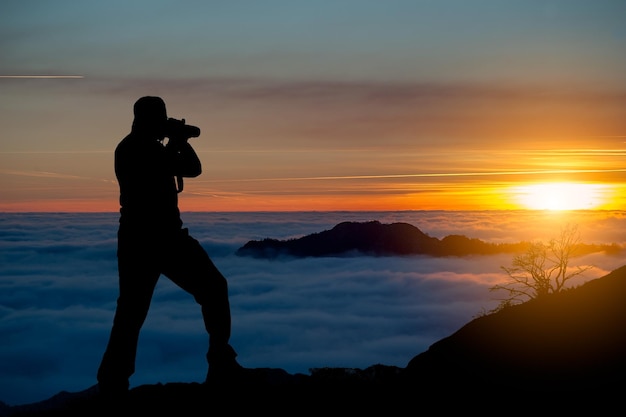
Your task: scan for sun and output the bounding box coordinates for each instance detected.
[511,182,609,210]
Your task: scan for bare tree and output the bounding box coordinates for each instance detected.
[490,224,593,311]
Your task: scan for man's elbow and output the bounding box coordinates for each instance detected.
[189,164,202,177]
[180,166,201,178]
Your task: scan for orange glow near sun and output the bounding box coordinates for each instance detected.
[510,182,611,211]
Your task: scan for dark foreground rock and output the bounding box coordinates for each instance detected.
[5,366,409,416]
[407,264,626,394]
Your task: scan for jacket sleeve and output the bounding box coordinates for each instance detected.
[166,140,202,178]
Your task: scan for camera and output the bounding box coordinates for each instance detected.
[165,117,200,139]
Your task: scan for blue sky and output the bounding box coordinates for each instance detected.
[3,1,624,84]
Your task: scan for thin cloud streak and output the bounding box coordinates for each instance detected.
[0,169,114,183]
[195,168,626,183]
[0,75,84,79]
[0,151,111,154]
[0,170,87,180]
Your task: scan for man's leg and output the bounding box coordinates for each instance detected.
[163,231,242,380]
[97,248,159,393]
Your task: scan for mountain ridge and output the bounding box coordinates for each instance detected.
[235,220,620,258]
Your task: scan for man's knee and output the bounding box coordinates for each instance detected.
[190,273,228,310]
[113,296,152,328]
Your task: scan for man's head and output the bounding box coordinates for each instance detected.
[132,96,168,138]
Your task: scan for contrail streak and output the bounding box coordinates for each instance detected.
[0,75,84,79]
[202,168,626,183]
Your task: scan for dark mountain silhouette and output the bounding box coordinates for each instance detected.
[4,264,625,415]
[406,264,626,393]
[235,220,618,258]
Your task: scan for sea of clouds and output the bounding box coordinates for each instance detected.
[1,210,624,405]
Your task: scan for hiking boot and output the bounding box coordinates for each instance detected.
[96,379,129,403]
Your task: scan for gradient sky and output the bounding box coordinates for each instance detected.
[1,0,625,212]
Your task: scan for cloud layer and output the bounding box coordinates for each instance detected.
[1,210,624,405]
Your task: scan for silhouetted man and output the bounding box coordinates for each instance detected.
[97,96,241,395]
